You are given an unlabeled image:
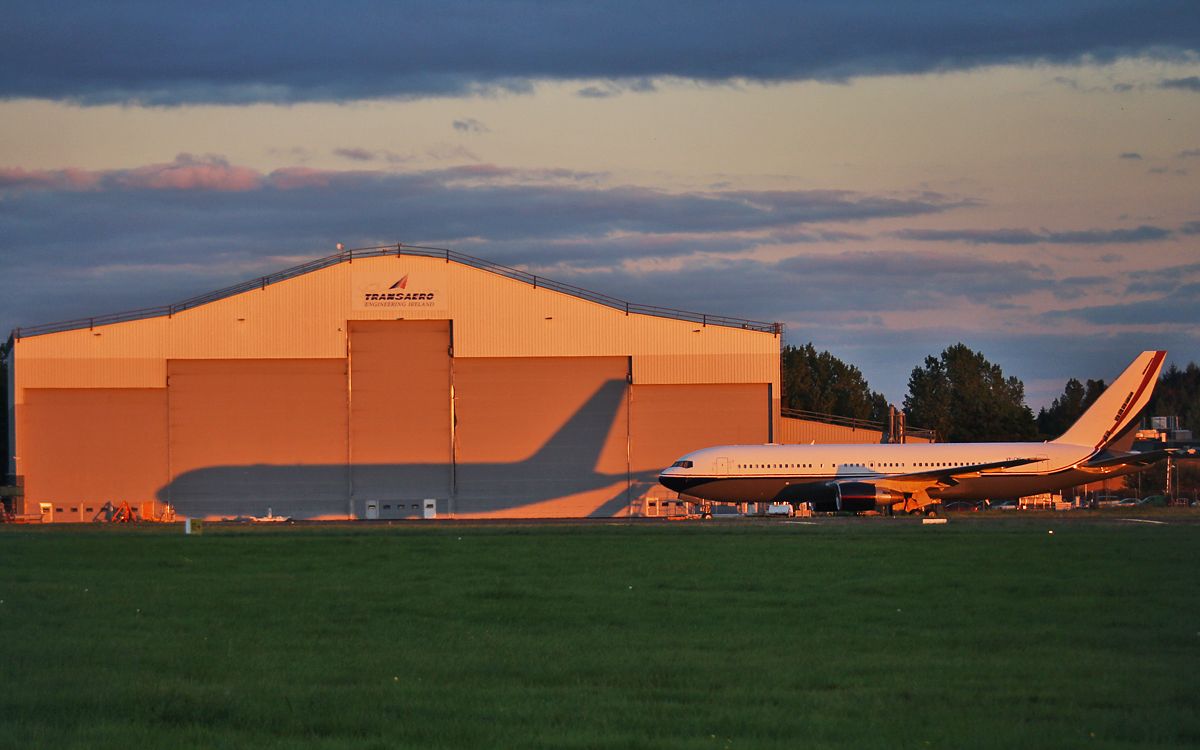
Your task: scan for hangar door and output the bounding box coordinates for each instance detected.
[167,359,349,519]
[630,383,768,473]
[348,320,452,515]
[20,388,168,520]
[629,383,769,506]
[453,357,629,516]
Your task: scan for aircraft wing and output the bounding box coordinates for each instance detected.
[822,457,1044,512]
[842,457,1045,490]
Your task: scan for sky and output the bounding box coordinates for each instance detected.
[2,1,1198,409]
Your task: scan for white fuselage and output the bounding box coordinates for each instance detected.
[658,441,1129,505]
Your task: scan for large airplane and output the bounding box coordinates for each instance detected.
[660,351,1174,514]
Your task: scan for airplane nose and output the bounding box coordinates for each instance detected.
[658,473,688,492]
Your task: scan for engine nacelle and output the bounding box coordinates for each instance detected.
[810,482,905,513]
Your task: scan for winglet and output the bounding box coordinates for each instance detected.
[1052,351,1166,452]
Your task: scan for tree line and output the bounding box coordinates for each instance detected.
[782,342,1199,443]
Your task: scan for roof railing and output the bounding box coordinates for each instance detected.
[9,243,782,340]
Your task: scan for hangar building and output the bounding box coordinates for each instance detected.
[5,245,782,521]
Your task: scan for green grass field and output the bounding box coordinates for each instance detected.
[2,517,1198,749]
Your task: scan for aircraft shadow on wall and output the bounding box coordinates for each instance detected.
[157,379,661,519]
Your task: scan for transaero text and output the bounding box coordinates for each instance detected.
[362,292,438,307]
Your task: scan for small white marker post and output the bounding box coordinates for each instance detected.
[185,517,192,535]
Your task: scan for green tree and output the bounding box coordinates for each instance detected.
[1128,361,1200,499]
[903,344,1036,442]
[1036,377,1106,438]
[780,343,889,421]
[1146,362,1200,435]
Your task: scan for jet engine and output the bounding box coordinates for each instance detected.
[810,482,905,513]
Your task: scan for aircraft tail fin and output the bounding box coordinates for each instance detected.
[1053,351,1166,452]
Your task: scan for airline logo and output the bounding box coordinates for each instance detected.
[362,274,437,306]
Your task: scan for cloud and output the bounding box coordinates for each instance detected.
[1161,76,1200,92]
[574,80,655,98]
[112,154,263,191]
[0,156,971,329]
[452,118,490,133]
[542,250,1103,329]
[1041,262,1200,326]
[0,166,100,190]
[1119,152,1143,160]
[1043,283,1200,327]
[1124,262,1200,295]
[3,1,1197,104]
[333,147,412,164]
[576,85,618,99]
[1052,76,1139,94]
[1179,149,1200,159]
[333,148,377,162]
[1,155,263,192]
[0,158,959,236]
[890,225,1174,245]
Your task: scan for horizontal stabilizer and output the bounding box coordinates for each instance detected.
[1081,447,1197,471]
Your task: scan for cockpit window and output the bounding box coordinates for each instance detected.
[671,460,694,468]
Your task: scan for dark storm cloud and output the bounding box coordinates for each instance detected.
[891,225,1175,245]
[3,1,1197,104]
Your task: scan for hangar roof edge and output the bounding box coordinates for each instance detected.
[8,243,782,342]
